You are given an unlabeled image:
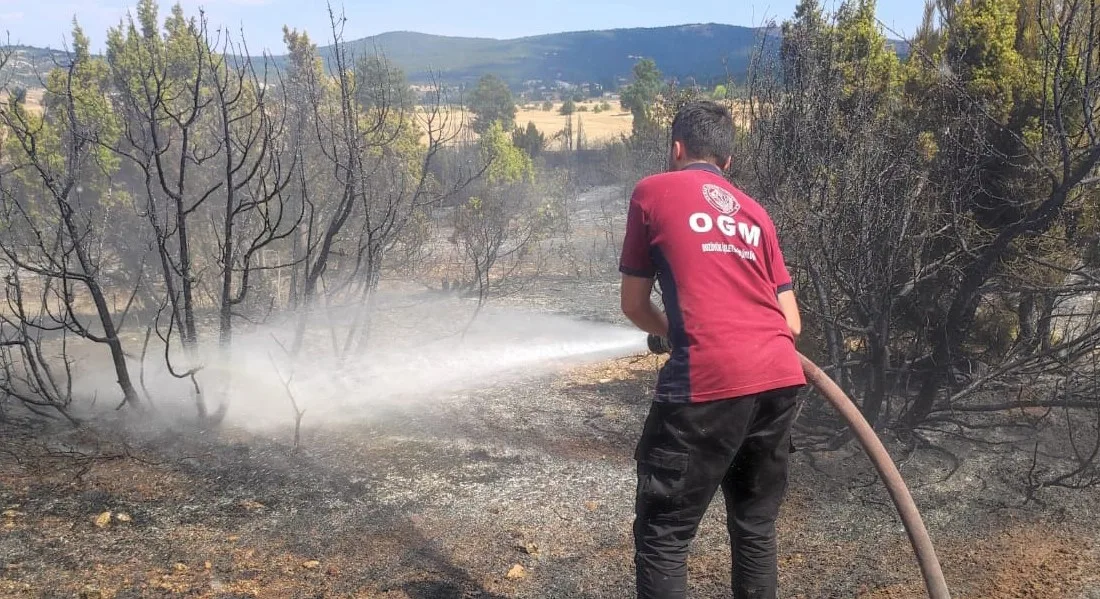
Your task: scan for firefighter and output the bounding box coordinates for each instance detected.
[619,100,805,599]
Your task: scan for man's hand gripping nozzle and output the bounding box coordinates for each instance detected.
[647,334,672,355]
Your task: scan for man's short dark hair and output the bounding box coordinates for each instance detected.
[670,101,735,165]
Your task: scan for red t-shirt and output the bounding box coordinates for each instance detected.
[620,163,806,403]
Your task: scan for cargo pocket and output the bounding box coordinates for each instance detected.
[636,447,690,509]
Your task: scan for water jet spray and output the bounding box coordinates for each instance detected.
[646,336,952,599]
[191,306,648,430]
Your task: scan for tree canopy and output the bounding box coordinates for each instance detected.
[620,58,663,134]
[468,74,516,135]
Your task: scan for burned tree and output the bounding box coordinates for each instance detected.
[0,23,141,418]
[748,0,936,427]
[285,7,471,357]
[902,0,1100,428]
[742,0,1100,495]
[748,0,1100,427]
[103,3,223,419]
[101,4,300,421]
[205,34,299,347]
[106,2,213,358]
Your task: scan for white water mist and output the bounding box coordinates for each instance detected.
[70,295,646,430]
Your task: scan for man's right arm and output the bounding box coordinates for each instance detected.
[619,184,668,337]
[621,274,669,338]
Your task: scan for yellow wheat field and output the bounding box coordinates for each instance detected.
[418,98,751,148]
[416,100,635,149]
[515,102,635,146]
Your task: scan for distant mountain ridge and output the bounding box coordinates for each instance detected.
[4,23,908,90]
[324,24,768,87]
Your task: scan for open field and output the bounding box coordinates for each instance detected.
[416,100,634,149]
[418,99,751,148]
[514,102,633,147]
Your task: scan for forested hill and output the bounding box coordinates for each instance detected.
[4,23,908,89]
[324,24,766,86]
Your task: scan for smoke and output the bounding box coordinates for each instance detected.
[71,293,645,431]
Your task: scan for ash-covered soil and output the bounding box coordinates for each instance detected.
[2,279,1099,598]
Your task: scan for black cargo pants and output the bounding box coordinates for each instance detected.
[633,387,800,599]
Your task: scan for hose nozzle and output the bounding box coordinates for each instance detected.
[647,334,672,355]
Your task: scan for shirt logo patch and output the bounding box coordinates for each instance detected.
[702,184,740,216]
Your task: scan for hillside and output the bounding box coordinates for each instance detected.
[0,46,70,88]
[326,24,768,86]
[3,23,907,90]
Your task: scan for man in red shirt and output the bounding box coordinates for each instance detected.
[619,101,805,599]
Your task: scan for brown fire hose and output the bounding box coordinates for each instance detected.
[798,353,951,599]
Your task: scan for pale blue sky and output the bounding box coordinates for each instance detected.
[1,0,925,52]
